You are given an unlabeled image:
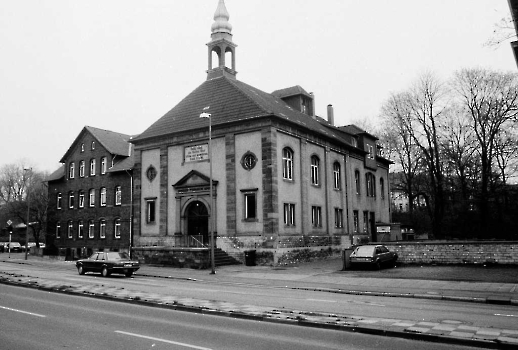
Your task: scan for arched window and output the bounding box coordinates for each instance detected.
[282,148,293,180]
[100,187,107,206]
[99,219,106,238]
[88,220,95,238]
[78,220,84,239]
[69,162,75,179]
[101,157,107,174]
[366,173,376,197]
[79,160,85,177]
[56,193,62,209]
[78,191,85,208]
[89,189,95,207]
[115,186,122,206]
[67,220,73,238]
[114,218,121,238]
[310,156,319,185]
[56,222,61,238]
[333,162,341,190]
[68,191,75,209]
[354,170,361,195]
[90,159,96,176]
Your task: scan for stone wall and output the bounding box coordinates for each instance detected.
[382,241,518,265]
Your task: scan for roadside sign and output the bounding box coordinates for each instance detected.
[7,219,12,226]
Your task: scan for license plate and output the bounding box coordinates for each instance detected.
[124,264,132,267]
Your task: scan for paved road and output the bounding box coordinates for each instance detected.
[0,284,470,350]
[1,255,518,348]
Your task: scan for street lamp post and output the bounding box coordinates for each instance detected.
[24,168,32,260]
[200,109,215,274]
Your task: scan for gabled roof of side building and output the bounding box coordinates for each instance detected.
[60,126,133,163]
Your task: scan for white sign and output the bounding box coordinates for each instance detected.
[185,144,208,162]
[377,226,390,233]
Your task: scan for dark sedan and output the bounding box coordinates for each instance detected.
[349,245,398,270]
[76,252,140,277]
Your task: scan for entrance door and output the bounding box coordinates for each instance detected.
[186,201,209,244]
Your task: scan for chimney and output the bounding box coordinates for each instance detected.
[327,104,334,126]
[310,92,315,117]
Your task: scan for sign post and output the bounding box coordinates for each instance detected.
[7,220,13,259]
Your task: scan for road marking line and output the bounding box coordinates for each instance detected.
[115,330,212,349]
[494,314,518,317]
[306,298,336,303]
[0,305,46,318]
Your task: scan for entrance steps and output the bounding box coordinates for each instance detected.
[214,248,241,266]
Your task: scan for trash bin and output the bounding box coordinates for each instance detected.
[244,250,256,266]
[342,248,353,270]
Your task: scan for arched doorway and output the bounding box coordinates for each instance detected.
[186,201,209,245]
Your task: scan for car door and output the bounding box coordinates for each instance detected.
[378,246,391,264]
[82,253,98,271]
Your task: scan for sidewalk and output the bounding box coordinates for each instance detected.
[137,258,518,306]
[2,256,518,348]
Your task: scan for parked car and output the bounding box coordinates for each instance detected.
[349,245,398,270]
[76,252,140,277]
[4,242,22,253]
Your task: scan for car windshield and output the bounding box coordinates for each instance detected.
[352,246,375,257]
[106,252,129,260]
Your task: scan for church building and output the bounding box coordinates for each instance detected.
[130,0,392,266]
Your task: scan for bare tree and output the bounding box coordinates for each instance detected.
[452,68,518,235]
[0,162,48,245]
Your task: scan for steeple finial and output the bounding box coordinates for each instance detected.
[211,0,232,36]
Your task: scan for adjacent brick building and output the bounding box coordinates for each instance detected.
[46,126,134,259]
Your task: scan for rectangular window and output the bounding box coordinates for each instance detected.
[310,157,319,185]
[367,144,374,159]
[244,193,256,220]
[68,221,73,238]
[333,163,341,190]
[363,211,369,233]
[283,203,295,226]
[334,208,343,228]
[353,210,359,233]
[101,157,107,174]
[56,222,61,239]
[311,206,322,227]
[147,200,156,223]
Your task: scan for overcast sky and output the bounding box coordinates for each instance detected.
[0,1,516,173]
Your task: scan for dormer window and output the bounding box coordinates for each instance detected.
[367,144,374,159]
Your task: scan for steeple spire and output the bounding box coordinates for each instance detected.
[211,0,232,38]
[207,0,237,80]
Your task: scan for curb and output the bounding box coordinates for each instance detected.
[1,275,517,349]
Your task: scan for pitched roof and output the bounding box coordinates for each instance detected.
[107,145,135,173]
[132,76,348,145]
[60,126,133,163]
[271,85,312,99]
[45,165,65,182]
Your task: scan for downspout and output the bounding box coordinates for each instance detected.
[126,169,134,258]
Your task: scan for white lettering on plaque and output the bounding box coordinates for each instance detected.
[185,144,209,162]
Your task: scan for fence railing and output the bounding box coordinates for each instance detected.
[174,235,208,248]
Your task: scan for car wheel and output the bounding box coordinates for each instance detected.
[101,267,111,277]
[77,265,85,275]
[125,270,133,277]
